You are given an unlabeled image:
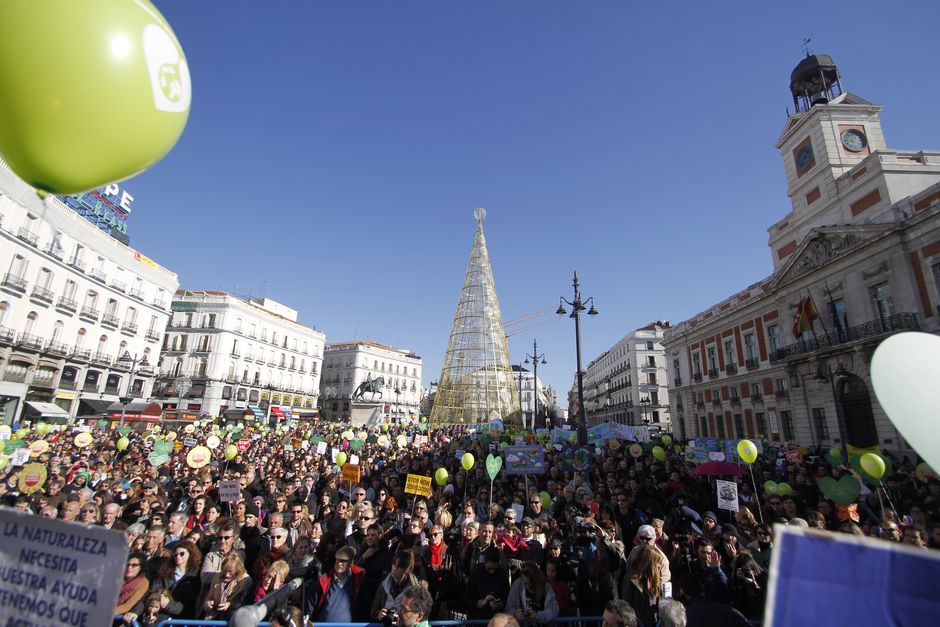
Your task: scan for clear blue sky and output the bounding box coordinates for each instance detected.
[124,1,940,399]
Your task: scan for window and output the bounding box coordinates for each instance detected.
[812,407,830,441]
[650,390,659,405]
[933,264,940,305]
[646,340,654,350]
[700,416,708,436]
[37,267,52,289]
[781,410,795,441]
[63,279,77,300]
[767,324,781,352]
[23,311,37,335]
[716,415,726,438]
[751,382,761,398]
[775,378,787,396]
[0,301,8,327]
[9,254,27,277]
[755,412,767,437]
[707,347,718,371]
[724,340,736,366]
[125,306,137,324]
[871,282,894,320]
[692,353,702,376]
[744,333,756,360]
[734,414,745,438]
[648,372,657,385]
[71,244,84,265]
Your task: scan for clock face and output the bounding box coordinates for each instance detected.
[841,128,868,152]
[796,144,815,172]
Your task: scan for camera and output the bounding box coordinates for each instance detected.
[382,610,399,627]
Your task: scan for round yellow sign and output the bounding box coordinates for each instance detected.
[28,440,49,456]
[18,462,47,494]
[186,445,211,469]
[206,435,221,449]
[74,432,94,448]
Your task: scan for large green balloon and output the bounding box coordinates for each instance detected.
[0,0,191,193]
[434,467,448,486]
[461,452,475,471]
[224,445,237,460]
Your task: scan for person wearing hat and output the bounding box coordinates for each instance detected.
[306,545,368,623]
[701,511,721,544]
[625,525,671,584]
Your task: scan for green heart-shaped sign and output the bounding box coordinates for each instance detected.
[349,439,364,453]
[147,451,169,468]
[153,440,173,456]
[849,454,892,485]
[417,423,428,432]
[817,475,861,505]
[97,419,109,429]
[485,453,502,480]
[117,426,132,438]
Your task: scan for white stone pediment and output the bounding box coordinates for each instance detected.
[770,225,892,288]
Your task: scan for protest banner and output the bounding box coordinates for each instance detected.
[504,445,546,475]
[10,448,29,467]
[342,464,361,483]
[587,423,612,447]
[766,525,940,626]
[0,507,128,626]
[562,446,593,472]
[552,429,578,445]
[218,480,241,503]
[716,479,739,512]
[315,440,328,456]
[404,473,432,498]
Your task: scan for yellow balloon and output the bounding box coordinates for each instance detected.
[737,439,759,465]
[336,452,348,467]
[860,453,886,480]
[461,452,475,471]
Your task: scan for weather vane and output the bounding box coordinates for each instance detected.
[802,38,812,57]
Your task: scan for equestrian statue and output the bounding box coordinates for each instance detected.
[352,376,385,402]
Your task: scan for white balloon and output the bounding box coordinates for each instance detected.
[871,332,940,471]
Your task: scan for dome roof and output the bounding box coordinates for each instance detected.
[790,54,839,91]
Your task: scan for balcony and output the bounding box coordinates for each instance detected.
[104,385,120,394]
[745,358,759,370]
[45,340,69,357]
[139,363,155,375]
[673,377,682,387]
[79,306,100,321]
[58,379,77,390]
[88,268,107,283]
[111,279,126,293]
[101,313,119,328]
[230,350,241,358]
[45,242,64,260]
[288,365,297,371]
[1,273,27,292]
[693,372,703,382]
[70,348,91,362]
[16,227,38,247]
[68,257,86,272]
[769,313,920,363]
[696,401,706,409]
[30,285,54,304]
[730,395,741,407]
[121,322,138,335]
[298,368,307,374]
[711,398,723,407]
[91,351,112,365]
[775,389,788,399]
[707,368,719,379]
[145,329,161,341]
[750,393,763,403]
[15,332,43,351]
[0,326,15,344]
[725,364,738,375]
[56,296,78,313]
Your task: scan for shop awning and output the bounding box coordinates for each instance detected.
[77,398,112,415]
[25,401,69,419]
[283,408,293,420]
[270,407,285,419]
[248,405,264,420]
[224,408,251,418]
[107,402,163,421]
[299,411,319,420]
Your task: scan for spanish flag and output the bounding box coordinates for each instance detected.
[791,295,820,338]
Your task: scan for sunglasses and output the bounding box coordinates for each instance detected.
[174,551,188,557]
[292,509,302,514]
[81,509,96,514]
[218,535,234,540]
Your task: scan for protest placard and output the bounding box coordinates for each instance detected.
[716,479,739,512]
[342,464,361,483]
[766,525,940,626]
[0,507,128,626]
[404,473,432,497]
[315,440,328,456]
[218,480,241,503]
[504,445,546,475]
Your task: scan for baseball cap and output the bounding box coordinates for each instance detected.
[637,524,656,539]
[521,517,534,526]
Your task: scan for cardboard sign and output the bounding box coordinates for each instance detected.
[183,437,197,448]
[766,525,940,626]
[404,473,432,498]
[10,449,30,467]
[786,449,803,464]
[342,464,361,483]
[716,479,739,512]
[218,480,241,503]
[0,508,128,627]
[237,438,251,452]
[316,441,328,456]
[504,445,546,475]
[18,463,47,494]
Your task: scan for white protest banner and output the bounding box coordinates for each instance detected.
[349,454,359,466]
[218,480,241,503]
[316,441,327,456]
[10,449,29,467]
[330,447,338,463]
[0,507,128,626]
[716,479,739,512]
[510,503,524,522]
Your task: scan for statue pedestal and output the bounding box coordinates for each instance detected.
[349,402,383,427]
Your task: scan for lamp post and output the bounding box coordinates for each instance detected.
[116,351,149,428]
[524,339,547,430]
[557,271,598,446]
[394,386,401,422]
[640,396,652,427]
[815,363,851,463]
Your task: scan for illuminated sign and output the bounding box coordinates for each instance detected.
[58,183,135,235]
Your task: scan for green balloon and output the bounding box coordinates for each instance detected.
[0,0,191,193]
[224,445,237,460]
[435,467,448,486]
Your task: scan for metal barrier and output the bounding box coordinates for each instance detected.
[154,617,603,627]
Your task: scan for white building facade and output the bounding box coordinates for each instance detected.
[0,165,178,424]
[511,365,551,429]
[320,341,422,422]
[154,292,325,421]
[582,323,672,430]
[664,55,940,453]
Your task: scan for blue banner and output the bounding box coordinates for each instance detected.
[768,526,940,625]
[587,423,612,446]
[504,445,546,475]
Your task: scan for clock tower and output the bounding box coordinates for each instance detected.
[769,54,889,269]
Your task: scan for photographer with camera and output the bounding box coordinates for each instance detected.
[372,551,421,626]
[505,561,559,624]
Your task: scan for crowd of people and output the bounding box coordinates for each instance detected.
[0,417,937,627]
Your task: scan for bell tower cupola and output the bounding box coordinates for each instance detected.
[790,54,843,113]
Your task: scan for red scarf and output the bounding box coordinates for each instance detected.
[429,541,445,566]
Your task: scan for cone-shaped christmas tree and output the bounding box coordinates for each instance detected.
[430,208,521,427]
